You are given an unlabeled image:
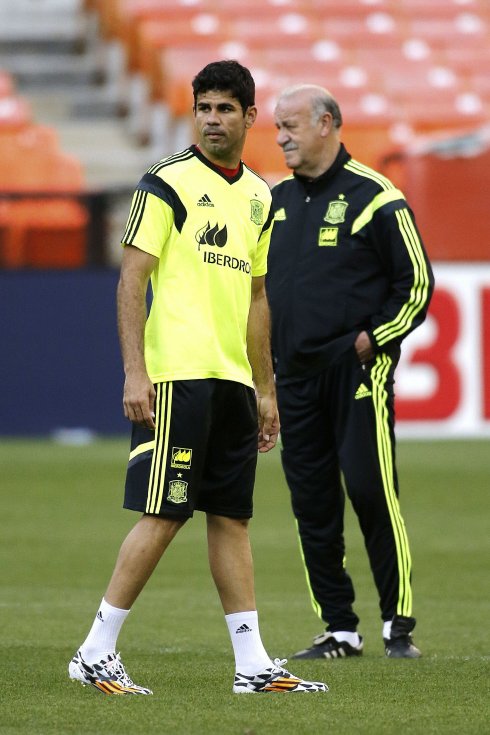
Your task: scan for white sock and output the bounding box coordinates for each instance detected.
[79,598,130,663]
[383,621,392,639]
[225,611,272,675]
[332,631,361,647]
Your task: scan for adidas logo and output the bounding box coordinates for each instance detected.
[274,207,286,221]
[96,610,104,622]
[355,383,372,400]
[236,624,252,634]
[197,193,214,207]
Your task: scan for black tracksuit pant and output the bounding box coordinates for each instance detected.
[277,346,413,632]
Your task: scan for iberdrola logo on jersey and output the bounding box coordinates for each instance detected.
[195,221,228,250]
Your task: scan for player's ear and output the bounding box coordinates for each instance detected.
[245,105,257,129]
[320,111,334,137]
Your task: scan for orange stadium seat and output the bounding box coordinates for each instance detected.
[156,43,356,118]
[320,11,405,48]
[0,95,32,131]
[401,89,488,132]
[87,0,490,187]
[0,127,88,268]
[404,13,489,49]
[398,0,488,17]
[132,12,323,96]
[112,0,408,50]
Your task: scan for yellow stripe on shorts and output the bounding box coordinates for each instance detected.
[146,382,173,514]
[129,440,155,462]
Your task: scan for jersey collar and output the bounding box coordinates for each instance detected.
[191,144,244,184]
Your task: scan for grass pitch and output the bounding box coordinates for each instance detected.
[1,438,489,734]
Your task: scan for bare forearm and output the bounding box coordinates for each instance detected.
[247,277,280,452]
[117,246,157,428]
[117,269,148,378]
[247,287,275,398]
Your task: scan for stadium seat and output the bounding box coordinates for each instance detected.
[0,127,88,268]
[86,0,490,192]
[0,95,32,131]
[401,89,487,132]
[398,0,488,17]
[405,13,489,49]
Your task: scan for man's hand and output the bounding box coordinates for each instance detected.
[123,372,156,430]
[257,394,280,453]
[355,330,375,364]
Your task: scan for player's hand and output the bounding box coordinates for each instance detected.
[257,394,280,453]
[123,372,156,430]
[355,330,375,364]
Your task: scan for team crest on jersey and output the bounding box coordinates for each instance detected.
[324,198,348,224]
[167,480,188,504]
[250,199,264,225]
[195,221,228,250]
[171,447,192,469]
[318,227,338,246]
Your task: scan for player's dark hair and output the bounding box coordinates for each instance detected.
[192,60,255,113]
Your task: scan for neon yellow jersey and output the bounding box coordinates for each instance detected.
[121,146,273,387]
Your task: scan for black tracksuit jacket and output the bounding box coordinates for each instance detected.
[267,144,434,383]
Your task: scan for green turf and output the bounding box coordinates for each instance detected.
[1,438,489,734]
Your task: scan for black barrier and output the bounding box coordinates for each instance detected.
[0,269,128,435]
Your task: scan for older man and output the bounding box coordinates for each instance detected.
[267,84,434,660]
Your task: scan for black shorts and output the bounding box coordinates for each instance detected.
[124,379,258,519]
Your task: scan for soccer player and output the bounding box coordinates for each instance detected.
[68,62,327,696]
[266,84,434,660]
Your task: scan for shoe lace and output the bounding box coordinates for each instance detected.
[106,653,135,686]
[271,658,289,674]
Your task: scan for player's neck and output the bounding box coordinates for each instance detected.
[195,145,241,177]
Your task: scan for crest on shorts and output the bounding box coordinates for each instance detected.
[167,480,188,504]
[250,199,264,225]
[324,198,348,224]
[171,447,192,469]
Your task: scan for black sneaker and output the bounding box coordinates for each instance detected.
[384,614,421,658]
[292,631,363,660]
[384,634,421,658]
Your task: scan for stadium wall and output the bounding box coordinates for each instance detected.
[1,265,489,438]
[0,270,127,437]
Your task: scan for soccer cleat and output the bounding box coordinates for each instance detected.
[292,631,363,659]
[384,635,421,659]
[68,650,153,695]
[233,658,328,693]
